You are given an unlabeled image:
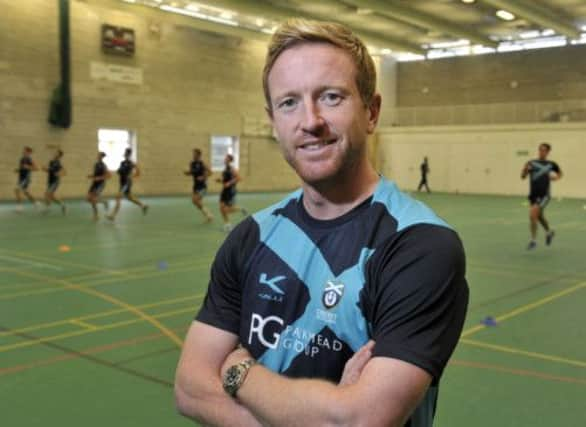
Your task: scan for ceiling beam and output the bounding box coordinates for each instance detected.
[205,0,426,54]
[343,0,498,48]
[481,0,581,39]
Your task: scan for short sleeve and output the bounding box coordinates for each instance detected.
[364,224,469,380]
[195,218,258,334]
[552,162,561,174]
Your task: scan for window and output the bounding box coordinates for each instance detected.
[210,135,239,172]
[98,128,137,171]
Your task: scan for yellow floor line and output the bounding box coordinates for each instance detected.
[0,293,202,337]
[0,262,208,301]
[462,280,586,338]
[69,319,98,330]
[0,256,198,293]
[0,268,185,348]
[0,306,198,353]
[461,339,586,368]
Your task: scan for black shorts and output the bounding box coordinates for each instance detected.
[47,179,60,193]
[529,193,550,209]
[17,176,30,190]
[220,188,235,206]
[89,181,105,195]
[193,183,207,196]
[120,180,132,196]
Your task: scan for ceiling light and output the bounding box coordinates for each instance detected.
[381,48,392,55]
[185,3,199,12]
[519,31,540,39]
[541,29,555,37]
[430,39,470,49]
[219,11,234,20]
[496,10,516,21]
[461,0,475,3]
[255,18,265,27]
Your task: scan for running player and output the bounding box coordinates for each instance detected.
[521,142,562,250]
[184,148,213,222]
[14,146,40,212]
[216,154,247,231]
[42,149,67,214]
[106,148,148,221]
[87,151,111,221]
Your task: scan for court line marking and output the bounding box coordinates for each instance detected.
[0,255,62,271]
[461,339,586,368]
[0,325,189,377]
[68,319,98,330]
[451,359,586,386]
[0,254,202,291]
[0,248,135,276]
[30,232,208,254]
[462,280,586,338]
[0,305,198,353]
[0,267,184,349]
[468,261,586,279]
[0,261,208,301]
[0,293,202,337]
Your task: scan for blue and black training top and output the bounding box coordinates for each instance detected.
[197,177,469,427]
[527,159,561,197]
[18,156,33,181]
[190,160,207,190]
[48,159,62,184]
[118,159,135,184]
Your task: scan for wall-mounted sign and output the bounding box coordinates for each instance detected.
[102,24,135,56]
[90,62,143,85]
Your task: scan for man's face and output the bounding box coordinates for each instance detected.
[267,43,379,186]
[538,145,550,160]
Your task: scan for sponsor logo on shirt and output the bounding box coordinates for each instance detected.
[258,273,286,303]
[248,313,344,358]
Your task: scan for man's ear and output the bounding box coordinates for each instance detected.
[366,94,382,134]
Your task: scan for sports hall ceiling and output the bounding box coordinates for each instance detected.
[120,0,586,60]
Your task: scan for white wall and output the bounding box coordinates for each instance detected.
[378,123,586,198]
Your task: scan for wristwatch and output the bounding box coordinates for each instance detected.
[222,358,257,397]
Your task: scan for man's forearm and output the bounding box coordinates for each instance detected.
[175,377,263,427]
[236,365,355,427]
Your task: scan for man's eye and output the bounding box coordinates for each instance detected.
[277,98,297,110]
[322,92,343,106]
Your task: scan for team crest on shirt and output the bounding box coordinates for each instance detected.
[322,280,344,309]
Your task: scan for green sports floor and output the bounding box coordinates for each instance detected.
[1,192,584,426]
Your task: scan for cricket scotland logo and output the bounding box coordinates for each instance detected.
[322,280,344,309]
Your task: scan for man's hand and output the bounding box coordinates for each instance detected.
[339,340,375,386]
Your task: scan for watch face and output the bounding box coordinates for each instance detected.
[224,365,243,396]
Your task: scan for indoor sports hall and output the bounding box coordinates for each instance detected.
[1,1,585,426]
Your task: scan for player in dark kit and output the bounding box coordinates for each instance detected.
[184,148,213,222]
[217,154,247,232]
[87,152,111,221]
[417,156,431,193]
[14,146,40,212]
[42,149,67,215]
[106,148,148,221]
[521,142,562,250]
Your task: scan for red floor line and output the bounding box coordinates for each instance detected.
[0,326,187,376]
[451,359,586,385]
